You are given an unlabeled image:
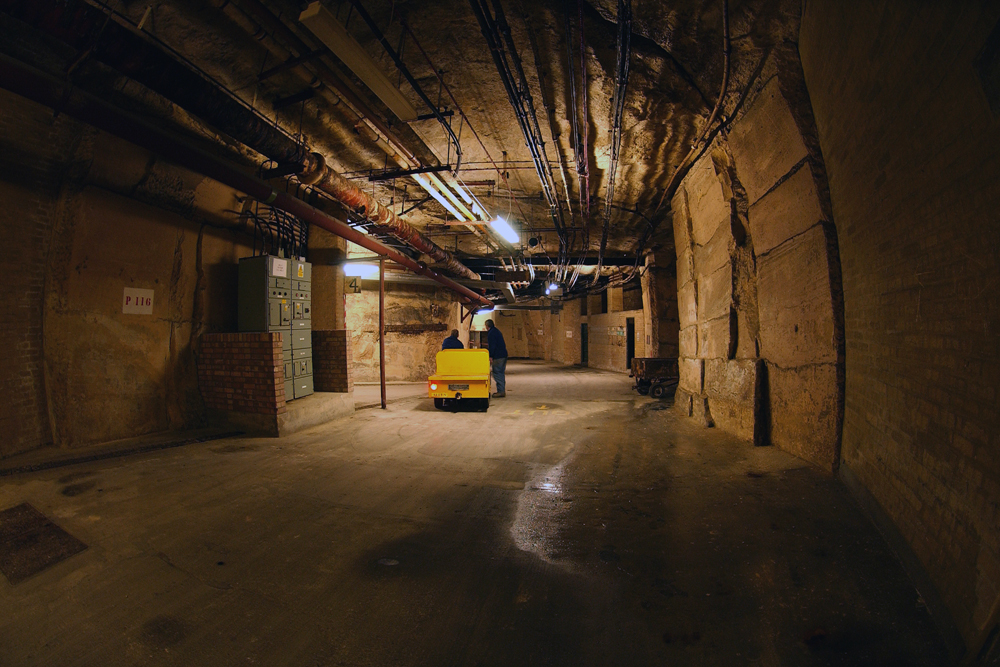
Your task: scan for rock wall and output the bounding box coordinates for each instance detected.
[345,283,463,382]
[0,91,356,456]
[0,92,273,454]
[801,0,1000,655]
[671,51,843,465]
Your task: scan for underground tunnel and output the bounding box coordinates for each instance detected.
[0,0,998,664]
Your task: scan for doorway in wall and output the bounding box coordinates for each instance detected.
[580,323,589,366]
[626,317,635,370]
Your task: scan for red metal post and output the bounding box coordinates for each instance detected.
[379,257,387,410]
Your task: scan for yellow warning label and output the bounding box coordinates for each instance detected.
[297,265,304,278]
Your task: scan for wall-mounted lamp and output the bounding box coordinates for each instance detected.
[342,263,380,278]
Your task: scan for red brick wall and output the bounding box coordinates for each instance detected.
[802,0,1000,653]
[312,330,353,393]
[196,333,286,415]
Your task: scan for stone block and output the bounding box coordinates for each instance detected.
[671,190,691,251]
[727,78,809,205]
[694,220,732,275]
[676,246,694,288]
[697,262,732,323]
[686,155,729,245]
[678,357,703,394]
[704,358,761,441]
[692,394,714,427]
[673,388,694,417]
[698,316,733,359]
[678,326,697,358]
[757,226,836,368]
[768,363,839,471]
[735,308,759,360]
[678,280,698,329]
[748,166,825,255]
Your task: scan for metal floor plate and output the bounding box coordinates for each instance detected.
[0,503,87,584]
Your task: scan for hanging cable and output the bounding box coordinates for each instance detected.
[469,0,569,266]
[590,0,631,285]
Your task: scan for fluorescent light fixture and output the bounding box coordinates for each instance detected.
[490,216,519,244]
[472,202,486,219]
[342,263,379,278]
[545,288,551,295]
[413,174,463,220]
[477,305,495,314]
[548,283,559,291]
[443,172,474,205]
[299,3,418,121]
[428,173,475,220]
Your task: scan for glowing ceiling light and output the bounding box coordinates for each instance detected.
[490,216,519,244]
[548,283,559,291]
[342,263,379,278]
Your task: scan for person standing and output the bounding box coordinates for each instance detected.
[441,328,464,350]
[485,319,507,397]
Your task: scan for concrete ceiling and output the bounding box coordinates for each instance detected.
[7,0,800,282]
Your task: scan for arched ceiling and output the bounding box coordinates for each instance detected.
[2,0,801,289]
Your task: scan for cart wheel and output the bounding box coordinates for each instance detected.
[650,383,667,399]
[636,383,650,396]
[434,398,444,410]
[480,398,490,412]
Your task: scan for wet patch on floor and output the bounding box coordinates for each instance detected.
[0,503,87,584]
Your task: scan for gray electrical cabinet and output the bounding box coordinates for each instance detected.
[238,255,313,400]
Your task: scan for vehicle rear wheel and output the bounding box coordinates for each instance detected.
[650,383,666,399]
[434,398,444,409]
[480,397,490,412]
[636,381,650,396]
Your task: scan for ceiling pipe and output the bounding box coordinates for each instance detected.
[0,54,494,309]
[223,0,496,248]
[0,0,479,281]
[298,154,478,279]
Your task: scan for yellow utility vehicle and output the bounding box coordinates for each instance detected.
[428,349,490,411]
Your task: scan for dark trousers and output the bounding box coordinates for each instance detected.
[490,357,507,394]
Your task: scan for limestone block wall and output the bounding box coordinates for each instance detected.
[672,151,764,442]
[641,253,680,359]
[802,0,1000,654]
[727,72,843,468]
[196,333,286,415]
[581,310,645,373]
[671,54,843,463]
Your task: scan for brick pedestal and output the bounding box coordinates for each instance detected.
[196,333,286,416]
[312,330,353,393]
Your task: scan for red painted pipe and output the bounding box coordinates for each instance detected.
[0,0,478,281]
[0,54,493,308]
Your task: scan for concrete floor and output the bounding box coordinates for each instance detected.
[0,362,948,666]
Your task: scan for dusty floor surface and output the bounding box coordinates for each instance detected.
[0,362,947,666]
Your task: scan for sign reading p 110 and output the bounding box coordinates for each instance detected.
[122,287,154,315]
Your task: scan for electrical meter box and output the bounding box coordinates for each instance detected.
[238,255,313,400]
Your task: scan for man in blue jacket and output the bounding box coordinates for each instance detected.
[485,319,507,397]
[441,329,464,350]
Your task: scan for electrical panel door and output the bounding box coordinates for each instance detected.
[239,255,313,400]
